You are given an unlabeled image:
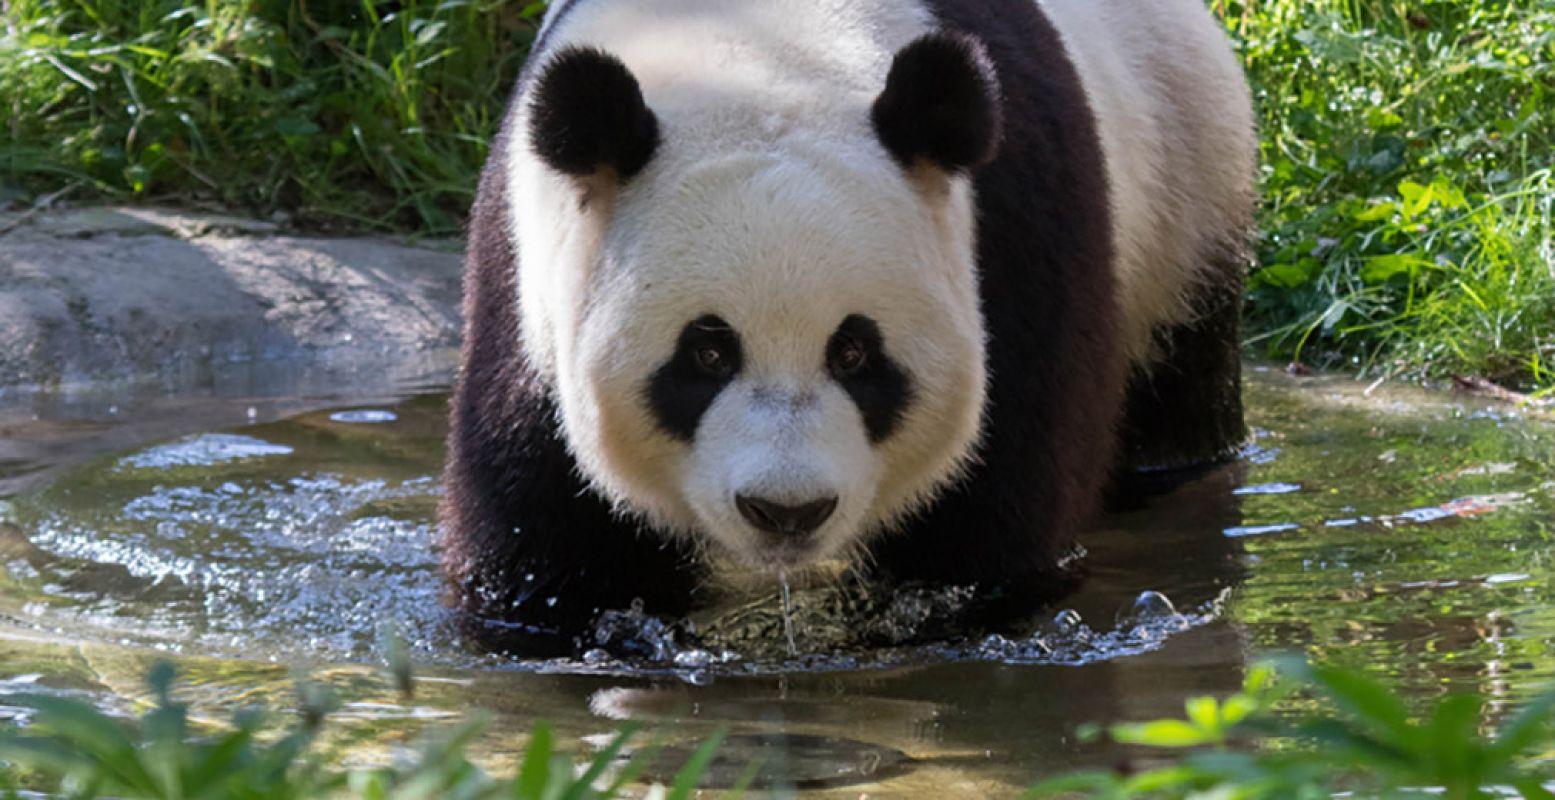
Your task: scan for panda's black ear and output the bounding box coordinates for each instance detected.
[529,47,660,181]
[872,33,1003,173]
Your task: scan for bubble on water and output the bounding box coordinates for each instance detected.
[1117,591,1177,625]
[1117,591,1192,638]
[329,409,399,424]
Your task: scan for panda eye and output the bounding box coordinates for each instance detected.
[695,344,732,377]
[685,315,739,379]
[828,336,869,378]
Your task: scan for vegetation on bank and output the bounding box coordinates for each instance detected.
[0,0,538,234]
[2,660,1552,798]
[2,0,1551,389]
[1222,0,1554,393]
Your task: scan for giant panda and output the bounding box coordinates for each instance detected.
[441,0,1256,649]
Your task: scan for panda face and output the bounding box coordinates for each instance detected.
[557,144,987,571]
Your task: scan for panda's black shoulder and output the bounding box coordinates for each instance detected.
[868,0,1123,589]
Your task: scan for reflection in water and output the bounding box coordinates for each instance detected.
[2,367,1554,791]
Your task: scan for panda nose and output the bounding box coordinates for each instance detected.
[736,494,838,537]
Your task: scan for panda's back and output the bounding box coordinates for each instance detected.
[1035,0,1257,364]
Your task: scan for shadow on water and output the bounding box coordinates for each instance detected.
[3,365,1554,792]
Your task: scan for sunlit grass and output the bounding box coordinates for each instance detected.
[1224,0,1555,391]
[0,0,542,235]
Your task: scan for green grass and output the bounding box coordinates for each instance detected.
[1,0,542,235]
[2,0,1552,387]
[1225,0,1555,392]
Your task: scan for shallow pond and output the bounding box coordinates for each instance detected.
[2,366,1553,795]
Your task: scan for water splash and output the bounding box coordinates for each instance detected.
[780,577,798,658]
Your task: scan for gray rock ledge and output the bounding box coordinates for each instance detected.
[0,207,465,409]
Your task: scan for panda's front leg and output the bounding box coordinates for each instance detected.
[439,120,703,655]
[441,381,704,655]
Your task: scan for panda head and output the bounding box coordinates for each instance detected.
[522,33,1001,572]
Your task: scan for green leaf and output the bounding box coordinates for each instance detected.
[1399,180,1432,218]
[412,20,448,47]
[1112,720,1215,748]
[1361,253,1428,284]
[559,722,640,800]
[275,115,321,138]
[665,731,723,800]
[515,722,554,800]
[1122,764,1213,793]
[1309,666,1416,745]
[1186,696,1223,740]
[1355,201,1400,221]
[1221,694,1259,728]
[1254,261,1317,289]
[1510,777,1555,800]
[1366,108,1404,129]
[1492,686,1555,761]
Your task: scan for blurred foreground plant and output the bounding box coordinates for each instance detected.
[0,661,725,799]
[1030,658,1555,799]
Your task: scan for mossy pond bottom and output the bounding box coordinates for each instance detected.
[3,367,1554,795]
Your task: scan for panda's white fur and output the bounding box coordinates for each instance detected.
[504,0,1252,571]
[1036,0,1256,363]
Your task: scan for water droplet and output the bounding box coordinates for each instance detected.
[674,649,713,668]
[1052,609,1083,633]
[780,577,798,657]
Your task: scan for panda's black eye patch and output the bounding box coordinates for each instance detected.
[828,315,912,443]
[648,315,743,441]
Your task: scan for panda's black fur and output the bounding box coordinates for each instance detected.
[441,0,1248,651]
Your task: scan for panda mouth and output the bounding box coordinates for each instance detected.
[746,534,827,571]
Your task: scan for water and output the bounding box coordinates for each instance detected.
[2,366,1554,793]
